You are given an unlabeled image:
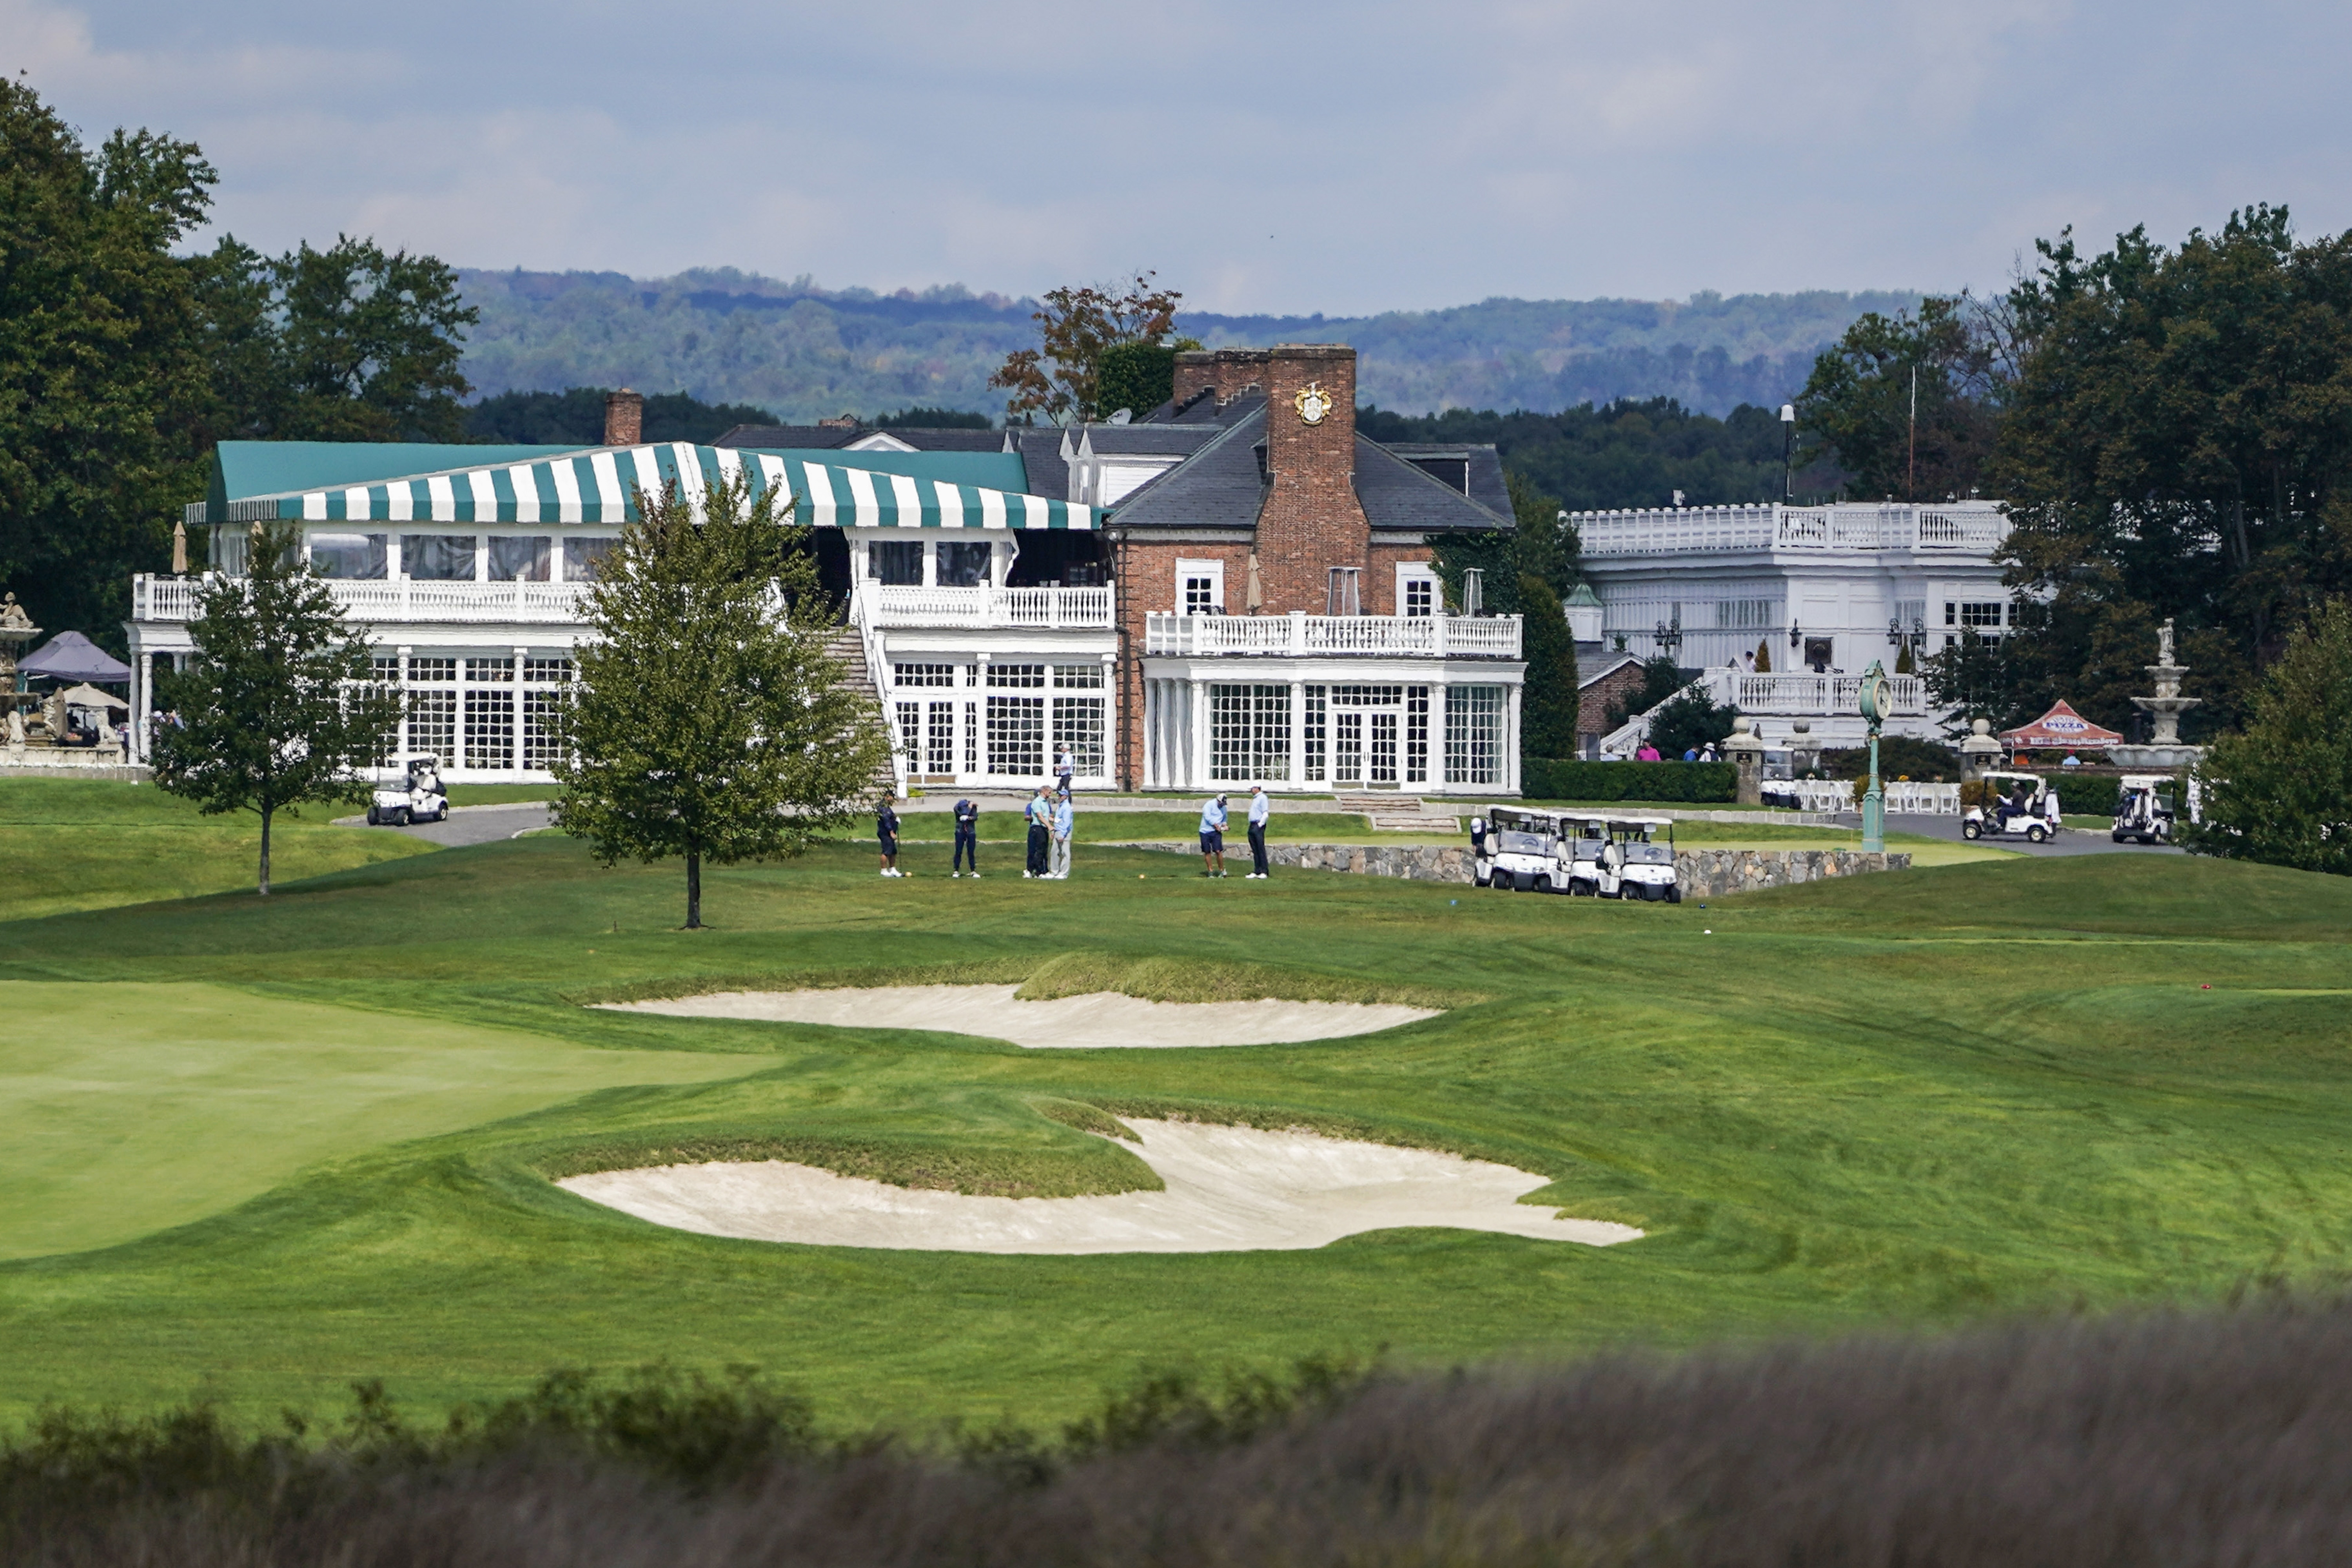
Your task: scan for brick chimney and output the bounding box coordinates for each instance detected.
[1171,350,1218,411]
[1255,344,1367,614]
[603,388,644,446]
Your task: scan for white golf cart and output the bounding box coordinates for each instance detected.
[1598,815,1682,902]
[1961,771,2062,843]
[1473,807,1576,893]
[2112,775,2179,845]
[367,756,450,827]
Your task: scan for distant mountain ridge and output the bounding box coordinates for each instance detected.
[455,267,1919,423]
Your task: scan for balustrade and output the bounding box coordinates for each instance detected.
[854,583,1114,629]
[133,574,592,624]
[1143,612,1521,659]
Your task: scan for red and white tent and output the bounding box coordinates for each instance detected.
[2000,701,2125,751]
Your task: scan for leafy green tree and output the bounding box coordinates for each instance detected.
[149,522,399,895]
[555,474,890,928]
[1517,574,1580,762]
[0,79,216,642]
[1641,684,1737,759]
[1795,293,2006,501]
[1094,342,1176,418]
[876,406,991,429]
[1431,471,1579,615]
[1605,655,1693,729]
[2183,600,2352,873]
[990,272,1180,424]
[1991,207,2352,735]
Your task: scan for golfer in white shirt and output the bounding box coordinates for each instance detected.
[1245,784,1272,878]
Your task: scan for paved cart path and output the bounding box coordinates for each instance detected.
[1853,813,2184,858]
[333,802,552,846]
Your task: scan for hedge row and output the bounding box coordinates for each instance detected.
[1521,759,1740,803]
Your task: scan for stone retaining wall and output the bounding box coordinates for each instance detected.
[1114,841,1908,892]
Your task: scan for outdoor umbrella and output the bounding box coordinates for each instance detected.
[19,631,132,684]
[56,683,131,712]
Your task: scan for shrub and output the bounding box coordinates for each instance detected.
[1523,760,1738,803]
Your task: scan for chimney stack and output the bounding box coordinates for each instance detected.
[603,388,644,446]
[1254,344,1368,614]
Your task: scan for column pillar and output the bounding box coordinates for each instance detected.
[1190,677,1210,791]
[1288,678,1306,788]
[1506,681,1523,797]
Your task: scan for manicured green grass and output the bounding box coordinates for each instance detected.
[1,801,2347,1438]
[0,779,435,920]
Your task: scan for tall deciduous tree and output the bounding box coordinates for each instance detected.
[1989,207,2352,735]
[150,522,399,895]
[556,474,890,929]
[0,77,479,648]
[0,79,216,642]
[990,272,1180,425]
[1795,293,2009,503]
[2183,600,2352,874]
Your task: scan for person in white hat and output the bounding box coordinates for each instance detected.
[1245,784,1272,878]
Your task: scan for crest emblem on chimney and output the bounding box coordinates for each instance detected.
[1293,381,1332,426]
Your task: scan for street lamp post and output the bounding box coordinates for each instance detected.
[1780,403,1796,501]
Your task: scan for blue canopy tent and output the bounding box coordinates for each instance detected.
[20,631,132,685]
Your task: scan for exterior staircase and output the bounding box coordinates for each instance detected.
[824,625,902,801]
[1336,793,1460,833]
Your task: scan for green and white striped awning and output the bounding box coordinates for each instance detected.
[218,443,1094,530]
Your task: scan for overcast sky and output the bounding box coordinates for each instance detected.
[7,0,2347,316]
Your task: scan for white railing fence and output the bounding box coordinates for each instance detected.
[1143,612,1522,659]
[853,583,1115,630]
[1574,501,2008,557]
[134,573,590,624]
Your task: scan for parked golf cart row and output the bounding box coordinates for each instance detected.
[1470,808,1682,901]
[364,756,450,826]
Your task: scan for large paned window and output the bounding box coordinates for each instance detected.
[938,541,991,587]
[1405,685,1430,784]
[893,663,956,687]
[1303,686,1327,782]
[463,658,516,771]
[489,536,551,581]
[311,532,387,580]
[1052,664,1106,779]
[401,535,476,581]
[563,537,615,581]
[406,658,457,762]
[896,701,923,773]
[1444,686,1504,786]
[1209,684,1291,784]
[986,663,1046,777]
[869,541,923,585]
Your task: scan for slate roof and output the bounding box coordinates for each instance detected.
[1102,405,1512,535]
[712,425,1010,453]
[1381,443,1513,518]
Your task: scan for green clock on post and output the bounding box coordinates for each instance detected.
[1857,658,1888,852]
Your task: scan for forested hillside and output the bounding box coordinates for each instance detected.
[455,268,1916,424]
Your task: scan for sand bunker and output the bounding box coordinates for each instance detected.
[556,1118,1642,1254]
[601,984,1438,1049]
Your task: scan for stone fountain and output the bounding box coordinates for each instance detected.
[2110,618,2204,770]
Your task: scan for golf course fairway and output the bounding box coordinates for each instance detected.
[3,778,2348,1436]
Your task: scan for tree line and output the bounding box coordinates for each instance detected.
[0,79,475,646]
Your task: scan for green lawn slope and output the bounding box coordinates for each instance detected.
[0,806,2345,1434]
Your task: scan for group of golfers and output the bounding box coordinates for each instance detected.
[874,764,1276,881]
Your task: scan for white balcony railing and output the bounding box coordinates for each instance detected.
[133,573,592,624]
[853,583,1114,629]
[1145,612,1522,659]
[1573,502,2008,557]
[1722,670,1925,716]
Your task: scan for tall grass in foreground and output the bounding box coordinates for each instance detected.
[12,1299,2352,1565]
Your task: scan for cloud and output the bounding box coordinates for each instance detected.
[6,0,2349,314]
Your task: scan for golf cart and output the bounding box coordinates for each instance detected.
[367,756,449,826]
[2112,775,2179,844]
[1597,816,1681,902]
[1961,771,2062,843]
[1473,807,1576,893]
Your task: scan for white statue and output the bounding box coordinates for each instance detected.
[2158,617,2177,667]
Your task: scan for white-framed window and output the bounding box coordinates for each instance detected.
[1209,684,1291,783]
[893,662,956,688]
[1396,563,1439,618]
[1444,686,1504,786]
[1176,557,1224,615]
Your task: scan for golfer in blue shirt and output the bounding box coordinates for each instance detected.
[1049,793,1075,879]
[1199,793,1229,878]
[1245,783,1272,878]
